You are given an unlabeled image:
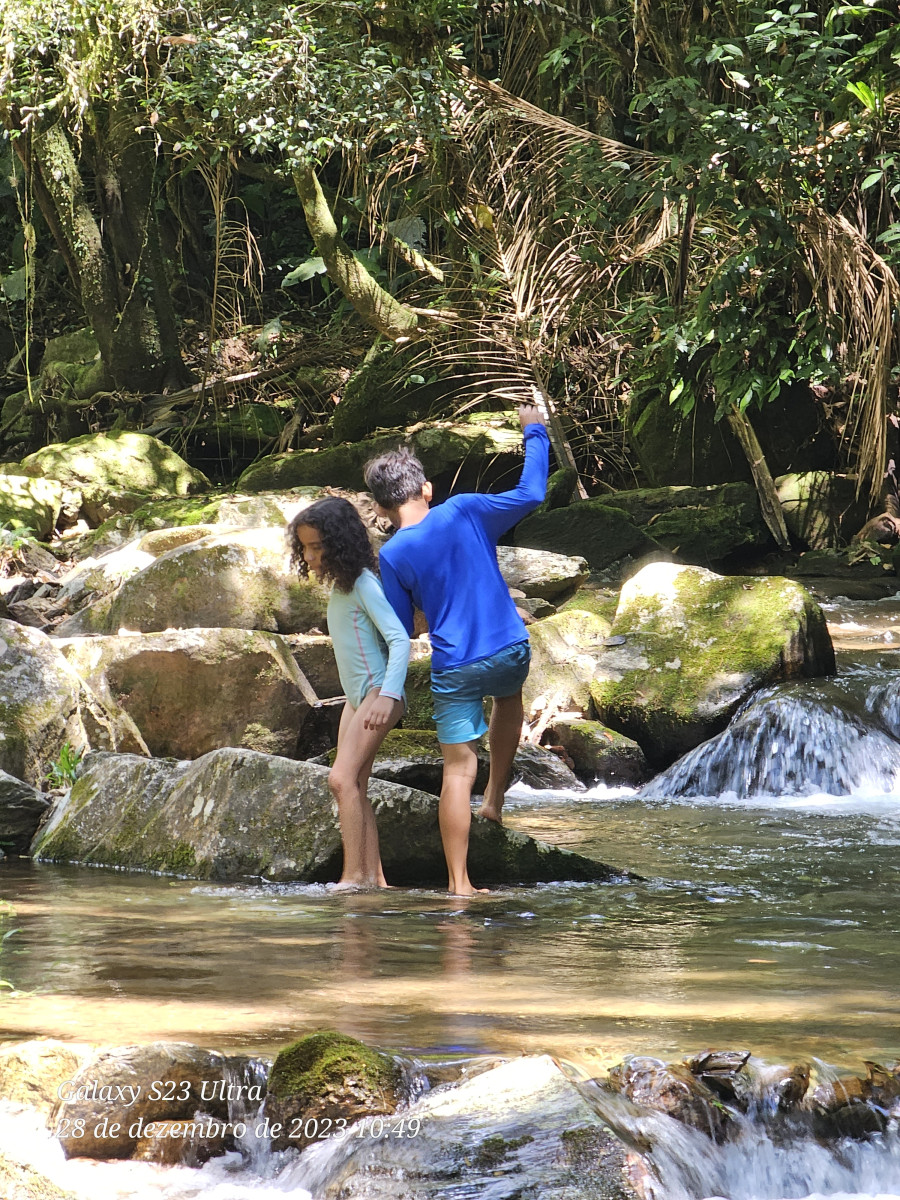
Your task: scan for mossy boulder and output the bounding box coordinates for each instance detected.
[546,718,652,786]
[40,328,101,370]
[525,609,614,719]
[626,390,746,487]
[588,562,835,767]
[59,629,317,760]
[606,482,767,563]
[33,748,624,885]
[516,501,662,573]
[264,1031,401,1152]
[775,472,867,549]
[793,546,894,578]
[237,413,528,498]
[0,619,146,786]
[57,528,330,636]
[0,475,65,539]
[17,432,210,525]
[74,489,321,559]
[557,587,620,624]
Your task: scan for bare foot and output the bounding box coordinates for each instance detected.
[476,803,503,824]
[327,879,365,892]
[449,886,490,897]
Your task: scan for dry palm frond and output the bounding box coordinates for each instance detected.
[800,206,900,502]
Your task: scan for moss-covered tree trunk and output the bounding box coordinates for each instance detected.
[14,117,189,392]
[292,164,420,341]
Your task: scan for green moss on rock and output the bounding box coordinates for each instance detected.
[267,1031,397,1102]
[588,562,835,766]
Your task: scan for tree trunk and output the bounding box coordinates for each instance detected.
[21,117,189,392]
[292,164,420,341]
[726,404,791,550]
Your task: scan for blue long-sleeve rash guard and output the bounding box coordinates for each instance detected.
[378,423,550,671]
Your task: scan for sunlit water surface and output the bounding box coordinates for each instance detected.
[1,588,900,1199]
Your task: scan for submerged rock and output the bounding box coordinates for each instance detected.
[589,562,835,767]
[32,748,622,885]
[58,628,317,760]
[369,729,584,795]
[283,1054,639,1200]
[607,1056,732,1141]
[264,1031,401,1152]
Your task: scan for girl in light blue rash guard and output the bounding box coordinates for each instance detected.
[287,497,409,889]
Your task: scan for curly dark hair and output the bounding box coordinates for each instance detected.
[286,496,376,593]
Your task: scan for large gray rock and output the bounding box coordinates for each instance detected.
[600,482,767,563]
[59,629,317,760]
[589,562,835,767]
[55,528,329,636]
[0,620,146,786]
[547,718,652,787]
[775,472,868,549]
[286,1054,640,1200]
[32,748,622,885]
[51,1042,228,1159]
[369,729,584,795]
[496,545,588,600]
[0,770,50,854]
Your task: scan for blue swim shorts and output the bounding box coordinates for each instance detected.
[430,639,532,745]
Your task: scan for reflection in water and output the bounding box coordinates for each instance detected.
[2,782,900,1068]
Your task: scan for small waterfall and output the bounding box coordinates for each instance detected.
[641,684,900,800]
[564,1072,900,1200]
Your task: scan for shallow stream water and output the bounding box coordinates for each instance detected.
[1,587,900,1197]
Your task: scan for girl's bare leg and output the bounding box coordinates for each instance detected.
[329,692,403,887]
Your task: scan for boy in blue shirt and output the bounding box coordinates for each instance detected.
[364,405,549,895]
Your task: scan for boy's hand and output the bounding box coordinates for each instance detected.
[518,403,546,429]
[363,693,396,730]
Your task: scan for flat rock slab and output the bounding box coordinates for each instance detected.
[32,748,622,886]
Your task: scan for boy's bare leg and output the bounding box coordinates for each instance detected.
[329,692,403,887]
[477,690,524,824]
[438,741,483,895]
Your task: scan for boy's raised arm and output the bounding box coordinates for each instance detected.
[463,408,550,540]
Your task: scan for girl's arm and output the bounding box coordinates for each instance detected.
[355,570,411,705]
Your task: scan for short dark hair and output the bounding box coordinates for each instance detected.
[364,446,427,509]
[286,496,376,593]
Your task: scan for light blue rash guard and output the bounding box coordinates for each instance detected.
[378,424,550,671]
[327,568,410,708]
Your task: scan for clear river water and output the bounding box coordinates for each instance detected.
[1,588,900,1198]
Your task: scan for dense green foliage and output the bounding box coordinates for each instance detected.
[0,0,897,496]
